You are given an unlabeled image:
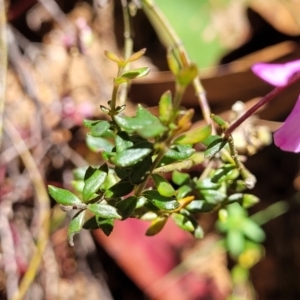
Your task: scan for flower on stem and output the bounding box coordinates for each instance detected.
[252,60,300,153]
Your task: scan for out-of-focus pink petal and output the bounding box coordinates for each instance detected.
[252,59,300,86]
[273,95,300,152]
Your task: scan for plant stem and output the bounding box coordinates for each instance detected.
[141,0,213,128]
[224,72,300,138]
[119,0,133,105]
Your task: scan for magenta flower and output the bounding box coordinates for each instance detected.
[252,60,300,153]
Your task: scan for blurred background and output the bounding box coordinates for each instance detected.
[1,0,300,299]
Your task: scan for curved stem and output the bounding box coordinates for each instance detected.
[5,118,50,300]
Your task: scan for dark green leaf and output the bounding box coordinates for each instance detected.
[111,141,153,167]
[48,185,81,206]
[104,180,134,198]
[96,217,114,236]
[121,67,150,79]
[83,216,99,229]
[116,196,138,219]
[115,131,134,153]
[174,125,211,145]
[86,135,114,152]
[152,174,175,197]
[145,216,168,236]
[82,164,108,202]
[204,137,227,159]
[172,213,194,232]
[143,190,180,211]
[159,90,173,123]
[68,210,85,246]
[129,155,152,184]
[87,203,121,219]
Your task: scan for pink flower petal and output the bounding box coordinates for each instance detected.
[252,59,300,87]
[273,95,300,153]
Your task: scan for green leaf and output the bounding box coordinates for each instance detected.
[164,145,195,161]
[104,179,134,198]
[145,215,168,236]
[185,200,215,213]
[116,196,138,219]
[110,141,153,167]
[196,178,221,190]
[114,105,167,138]
[86,135,114,152]
[129,155,152,184]
[101,168,119,190]
[176,185,192,199]
[172,170,190,186]
[83,216,100,229]
[143,190,180,211]
[68,210,85,246]
[241,194,260,208]
[172,213,194,232]
[211,164,236,183]
[87,203,121,219]
[121,67,150,79]
[198,189,227,204]
[115,131,134,153]
[159,90,173,123]
[48,185,82,206]
[152,174,175,197]
[211,114,228,129]
[82,164,108,202]
[174,125,211,145]
[176,63,198,87]
[83,120,110,137]
[241,219,265,243]
[204,137,227,159]
[227,229,245,258]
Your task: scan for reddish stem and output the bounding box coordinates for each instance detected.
[224,72,300,138]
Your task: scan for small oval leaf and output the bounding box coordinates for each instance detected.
[145,216,168,236]
[87,203,121,219]
[48,185,81,206]
[174,125,211,145]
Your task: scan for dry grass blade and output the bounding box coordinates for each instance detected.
[4,118,50,300]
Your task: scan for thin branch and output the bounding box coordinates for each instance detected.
[140,0,213,130]
[5,118,50,300]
